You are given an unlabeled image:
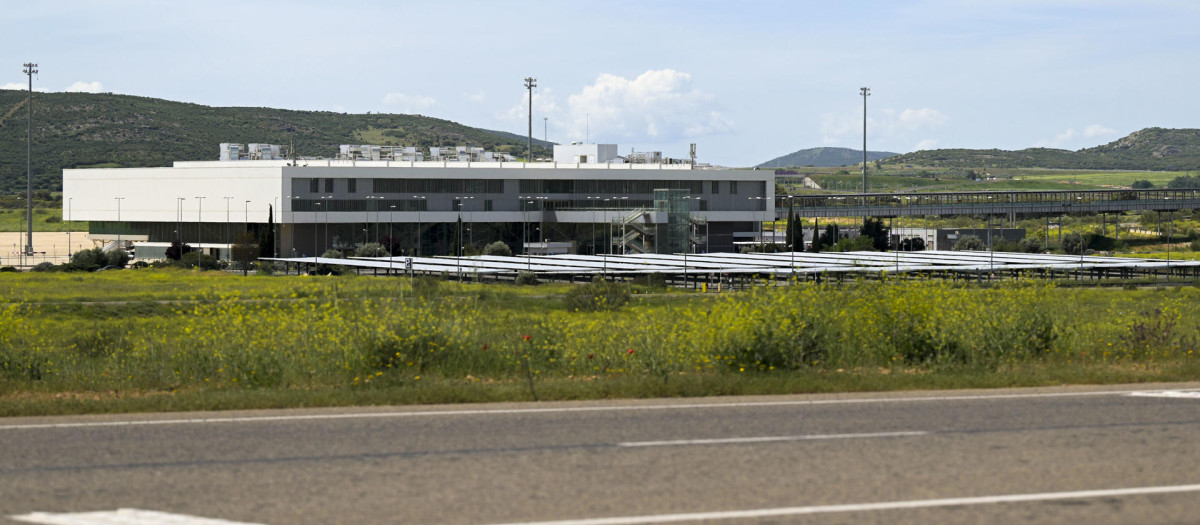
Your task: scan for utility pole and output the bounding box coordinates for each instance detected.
[860,86,870,194]
[524,77,536,162]
[23,62,37,256]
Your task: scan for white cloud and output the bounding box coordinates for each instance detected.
[381,92,437,113]
[1083,124,1116,138]
[821,106,948,149]
[1,82,48,92]
[64,81,104,93]
[565,70,732,142]
[505,70,733,144]
[915,139,939,151]
[462,91,486,103]
[1036,124,1118,148]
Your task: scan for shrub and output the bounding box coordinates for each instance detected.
[256,261,275,275]
[354,242,389,258]
[181,251,219,270]
[31,262,57,272]
[412,276,441,298]
[1018,237,1044,253]
[105,249,130,268]
[1191,240,1200,252]
[565,278,630,312]
[483,241,513,257]
[953,235,984,251]
[0,266,15,273]
[1061,232,1084,255]
[516,271,539,285]
[317,249,346,275]
[44,215,62,223]
[67,248,106,271]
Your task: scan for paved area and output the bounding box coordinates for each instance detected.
[3,383,1200,524]
[0,232,91,266]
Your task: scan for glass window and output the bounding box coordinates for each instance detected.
[347,179,357,193]
[309,179,319,193]
[711,181,719,194]
[731,181,738,194]
[325,178,334,193]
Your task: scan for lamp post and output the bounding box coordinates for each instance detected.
[195,196,205,263]
[245,200,251,233]
[67,197,72,257]
[176,197,185,253]
[587,196,603,255]
[455,196,475,250]
[412,195,426,256]
[273,196,279,258]
[223,196,233,248]
[389,204,396,255]
[114,197,125,254]
[320,195,332,252]
[749,196,766,252]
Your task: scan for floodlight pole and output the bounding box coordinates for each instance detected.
[860,86,870,194]
[524,77,537,162]
[23,62,37,257]
[67,197,72,257]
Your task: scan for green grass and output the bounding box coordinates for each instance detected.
[1,271,1198,416]
[0,207,85,232]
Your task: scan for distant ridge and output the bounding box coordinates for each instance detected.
[757,147,899,168]
[885,128,1200,171]
[0,90,556,193]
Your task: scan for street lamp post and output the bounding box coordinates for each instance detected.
[412,195,426,256]
[67,197,73,257]
[114,197,125,255]
[389,204,396,255]
[223,196,233,249]
[195,196,205,264]
[245,200,251,233]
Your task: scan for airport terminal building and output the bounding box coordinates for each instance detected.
[62,144,775,259]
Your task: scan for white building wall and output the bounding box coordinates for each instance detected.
[63,165,285,225]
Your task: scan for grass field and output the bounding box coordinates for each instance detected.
[0,207,82,233]
[1,270,1197,416]
[791,168,1193,194]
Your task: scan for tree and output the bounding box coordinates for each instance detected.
[1167,174,1200,189]
[953,234,985,251]
[165,241,192,261]
[483,240,513,256]
[231,231,259,276]
[317,249,346,275]
[1131,179,1155,189]
[816,223,840,252]
[258,204,275,258]
[860,217,889,251]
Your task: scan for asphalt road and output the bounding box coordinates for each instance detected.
[3,383,1200,524]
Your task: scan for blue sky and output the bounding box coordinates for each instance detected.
[3,0,1197,166]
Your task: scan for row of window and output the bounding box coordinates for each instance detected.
[288,198,718,213]
[297,178,750,196]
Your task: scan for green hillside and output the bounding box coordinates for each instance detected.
[757,147,898,168]
[0,90,555,193]
[885,128,1200,171]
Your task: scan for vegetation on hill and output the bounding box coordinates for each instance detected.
[757,147,898,168]
[0,91,555,193]
[885,128,1200,171]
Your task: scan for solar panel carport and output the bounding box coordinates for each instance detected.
[263,251,1200,284]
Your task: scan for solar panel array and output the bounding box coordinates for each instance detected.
[263,251,1200,278]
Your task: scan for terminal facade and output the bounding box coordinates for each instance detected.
[63,144,775,259]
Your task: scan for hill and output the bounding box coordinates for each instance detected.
[0,90,556,193]
[885,128,1200,171]
[757,147,899,168]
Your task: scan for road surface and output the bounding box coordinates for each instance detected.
[3,383,1200,524]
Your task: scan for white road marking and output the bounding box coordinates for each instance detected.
[618,431,927,447]
[11,508,262,525]
[485,483,1200,525]
[0,388,1151,431]
[1127,389,1200,399]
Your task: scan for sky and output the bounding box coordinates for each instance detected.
[2,0,1197,167]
